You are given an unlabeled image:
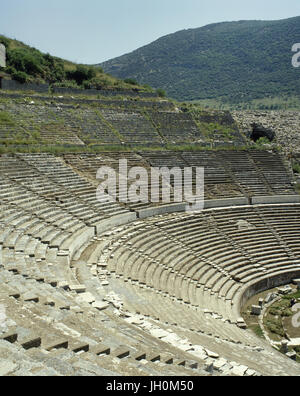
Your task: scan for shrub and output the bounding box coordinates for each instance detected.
[88,76,111,89]
[52,80,79,89]
[293,163,300,174]
[7,48,43,76]
[66,65,97,86]
[11,70,29,83]
[256,137,271,146]
[142,84,153,91]
[43,54,65,82]
[156,88,166,98]
[124,78,138,85]
[82,80,91,89]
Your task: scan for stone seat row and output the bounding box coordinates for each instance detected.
[0,269,211,376]
[101,207,300,324]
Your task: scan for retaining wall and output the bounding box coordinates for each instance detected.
[234,269,300,319]
[204,197,249,209]
[252,195,300,205]
[0,79,158,98]
[138,203,187,219]
[1,79,49,93]
[96,212,137,235]
[136,196,300,220]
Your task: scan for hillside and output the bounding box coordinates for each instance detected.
[0,34,151,92]
[99,16,300,104]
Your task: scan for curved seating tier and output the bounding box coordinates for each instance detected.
[105,206,300,318]
[91,205,300,375]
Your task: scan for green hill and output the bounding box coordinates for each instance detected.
[0,34,150,92]
[99,16,300,105]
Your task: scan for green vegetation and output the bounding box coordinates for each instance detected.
[0,111,15,126]
[251,325,265,339]
[0,93,251,153]
[255,137,272,146]
[293,163,300,175]
[241,304,265,340]
[100,17,300,106]
[181,102,242,141]
[156,88,166,98]
[263,290,300,342]
[124,78,138,85]
[0,34,153,92]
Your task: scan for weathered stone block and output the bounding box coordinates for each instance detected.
[0,44,6,68]
[251,305,262,315]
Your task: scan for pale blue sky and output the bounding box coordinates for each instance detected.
[1,0,300,64]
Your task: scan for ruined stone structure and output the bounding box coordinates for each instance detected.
[0,44,5,68]
[0,89,300,376]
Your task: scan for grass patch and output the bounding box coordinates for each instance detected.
[0,111,15,126]
[249,324,265,339]
[262,289,300,341]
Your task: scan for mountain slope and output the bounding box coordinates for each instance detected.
[99,17,300,102]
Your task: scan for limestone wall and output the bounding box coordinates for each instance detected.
[235,269,300,317]
[137,198,250,219]
[95,212,137,234]
[204,197,249,208]
[138,203,187,219]
[252,195,300,205]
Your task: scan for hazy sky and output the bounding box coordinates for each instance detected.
[1,0,300,64]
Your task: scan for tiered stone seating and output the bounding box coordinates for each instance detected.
[100,206,300,329]
[73,206,300,375]
[58,150,296,206]
[2,82,300,375]
[64,151,148,176]
[70,107,122,144]
[149,111,202,143]
[181,150,295,198]
[17,153,129,219]
[100,109,163,144]
[255,205,300,256]
[0,102,85,145]
[250,151,295,195]
[0,150,300,375]
[141,151,188,168]
[0,269,211,376]
[218,151,271,196]
[191,109,246,147]
[206,207,300,285]
[0,166,213,375]
[181,151,243,199]
[63,152,177,211]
